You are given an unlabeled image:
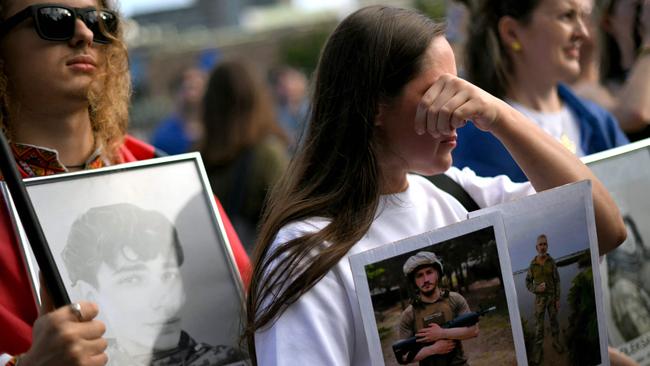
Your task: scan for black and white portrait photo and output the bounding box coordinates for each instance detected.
[585,140,650,365]
[8,154,250,366]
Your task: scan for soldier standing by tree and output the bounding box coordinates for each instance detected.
[526,234,564,365]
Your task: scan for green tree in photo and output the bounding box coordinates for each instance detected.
[566,267,601,365]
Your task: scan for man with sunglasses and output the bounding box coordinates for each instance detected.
[0,1,251,365]
[0,3,118,43]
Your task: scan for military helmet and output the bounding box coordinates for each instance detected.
[403,251,443,277]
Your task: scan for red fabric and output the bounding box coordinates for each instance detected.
[0,136,251,354]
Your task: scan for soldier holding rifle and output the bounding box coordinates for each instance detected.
[398,251,479,365]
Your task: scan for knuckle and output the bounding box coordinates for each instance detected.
[66,343,84,363]
[452,108,465,121]
[427,108,437,122]
[97,352,109,365]
[97,338,109,352]
[94,320,107,335]
[59,328,78,344]
[43,312,63,328]
[84,302,99,317]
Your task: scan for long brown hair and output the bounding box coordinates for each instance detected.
[0,0,130,162]
[245,5,445,362]
[464,0,542,98]
[199,59,287,166]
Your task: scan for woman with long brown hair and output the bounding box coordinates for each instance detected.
[200,59,289,252]
[245,5,625,365]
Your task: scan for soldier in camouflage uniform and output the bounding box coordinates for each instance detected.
[398,251,479,366]
[525,234,563,365]
[62,204,249,366]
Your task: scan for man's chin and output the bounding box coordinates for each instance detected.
[420,289,436,297]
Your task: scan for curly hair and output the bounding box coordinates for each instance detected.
[0,0,131,162]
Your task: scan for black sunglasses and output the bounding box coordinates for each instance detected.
[0,3,118,44]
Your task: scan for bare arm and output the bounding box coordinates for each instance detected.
[415,74,627,254]
[440,324,479,340]
[490,103,626,253]
[612,53,650,132]
[610,0,650,133]
[408,340,456,363]
[416,323,479,342]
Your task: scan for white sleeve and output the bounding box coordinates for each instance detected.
[255,268,354,366]
[445,166,535,208]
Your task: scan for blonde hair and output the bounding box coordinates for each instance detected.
[0,0,131,163]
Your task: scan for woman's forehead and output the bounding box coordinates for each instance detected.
[423,37,457,75]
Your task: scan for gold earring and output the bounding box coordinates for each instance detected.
[511,41,522,52]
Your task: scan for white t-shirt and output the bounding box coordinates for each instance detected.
[508,100,585,156]
[254,167,534,365]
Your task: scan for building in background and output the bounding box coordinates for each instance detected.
[123,0,433,140]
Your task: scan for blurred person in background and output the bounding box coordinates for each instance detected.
[200,59,289,254]
[572,0,650,142]
[453,0,629,182]
[0,0,250,364]
[150,67,207,155]
[270,66,309,154]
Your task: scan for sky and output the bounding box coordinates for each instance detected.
[118,0,193,17]
[117,0,357,17]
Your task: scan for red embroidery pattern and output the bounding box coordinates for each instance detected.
[8,144,104,178]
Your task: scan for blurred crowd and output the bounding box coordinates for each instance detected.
[146,0,650,247]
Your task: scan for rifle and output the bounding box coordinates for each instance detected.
[392,306,496,365]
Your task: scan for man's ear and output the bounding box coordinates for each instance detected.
[497,15,523,52]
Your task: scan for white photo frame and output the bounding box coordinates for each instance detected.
[584,138,650,365]
[469,180,610,366]
[2,153,249,366]
[349,212,527,366]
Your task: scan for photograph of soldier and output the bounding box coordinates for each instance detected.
[480,181,606,365]
[362,226,520,366]
[525,234,565,365]
[398,251,478,365]
[61,203,248,366]
[584,139,650,364]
